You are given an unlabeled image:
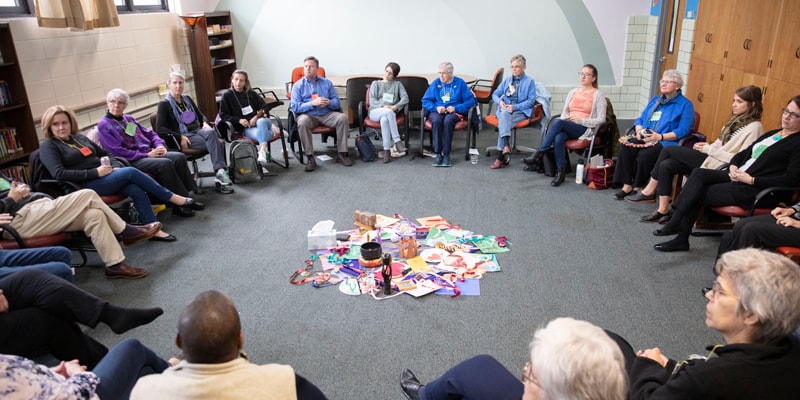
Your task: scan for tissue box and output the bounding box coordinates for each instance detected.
[307,229,336,250]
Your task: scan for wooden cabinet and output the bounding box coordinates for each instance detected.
[688,0,798,141]
[184,11,237,120]
[0,23,38,182]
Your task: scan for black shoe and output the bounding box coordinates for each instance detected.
[149,234,177,242]
[653,226,680,236]
[640,210,669,223]
[522,149,544,166]
[172,205,195,217]
[400,369,422,400]
[550,168,566,187]
[613,189,633,200]
[626,191,656,203]
[658,212,672,224]
[654,239,690,252]
[185,198,204,210]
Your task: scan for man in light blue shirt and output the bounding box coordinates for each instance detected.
[290,56,352,171]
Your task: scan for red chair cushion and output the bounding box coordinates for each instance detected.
[565,137,601,151]
[364,114,405,130]
[711,206,771,218]
[424,118,468,131]
[776,246,800,264]
[484,114,532,129]
[0,232,69,250]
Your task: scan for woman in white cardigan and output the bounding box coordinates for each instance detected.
[632,85,763,224]
[524,64,607,186]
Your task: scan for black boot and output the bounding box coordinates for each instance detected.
[551,168,566,187]
[523,149,544,166]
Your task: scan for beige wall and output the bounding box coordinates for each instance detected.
[6,12,192,136]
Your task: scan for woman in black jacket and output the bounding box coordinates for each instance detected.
[653,95,800,252]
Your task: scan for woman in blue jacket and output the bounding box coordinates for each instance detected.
[613,70,695,200]
[422,62,476,167]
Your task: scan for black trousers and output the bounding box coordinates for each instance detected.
[718,213,800,256]
[665,169,759,242]
[614,143,664,188]
[131,151,196,196]
[650,146,707,196]
[0,269,109,368]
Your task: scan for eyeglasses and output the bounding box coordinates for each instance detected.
[107,100,127,106]
[782,108,800,119]
[438,71,453,75]
[521,361,540,387]
[659,79,679,85]
[578,72,594,78]
[701,280,739,300]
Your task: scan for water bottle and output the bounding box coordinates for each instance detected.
[575,163,584,184]
[101,156,110,167]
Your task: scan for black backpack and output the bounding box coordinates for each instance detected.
[229,139,263,183]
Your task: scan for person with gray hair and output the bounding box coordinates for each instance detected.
[612,69,695,200]
[421,61,476,167]
[97,88,203,219]
[490,55,538,170]
[399,317,627,400]
[157,71,233,194]
[625,248,800,399]
[130,290,328,399]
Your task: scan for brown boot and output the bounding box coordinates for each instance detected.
[337,152,353,166]
[305,155,316,172]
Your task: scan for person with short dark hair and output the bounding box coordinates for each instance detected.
[368,61,409,163]
[290,56,352,172]
[131,290,328,399]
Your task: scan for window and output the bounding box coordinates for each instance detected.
[0,0,32,15]
[114,0,167,13]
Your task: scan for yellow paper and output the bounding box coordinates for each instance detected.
[406,256,431,273]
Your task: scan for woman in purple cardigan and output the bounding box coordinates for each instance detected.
[97,88,200,218]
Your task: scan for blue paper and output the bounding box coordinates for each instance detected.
[434,279,480,296]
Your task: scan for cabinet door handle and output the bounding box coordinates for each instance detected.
[698,93,704,103]
[795,47,800,59]
[743,39,751,50]
[706,33,712,43]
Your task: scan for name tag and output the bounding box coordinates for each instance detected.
[241,105,253,115]
[125,122,137,136]
[650,111,662,121]
[382,93,394,103]
[79,146,93,156]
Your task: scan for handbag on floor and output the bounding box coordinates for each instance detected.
[355,132,377,162]
[587,160,615,190]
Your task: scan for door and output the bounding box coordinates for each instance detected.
[657,0,688,77]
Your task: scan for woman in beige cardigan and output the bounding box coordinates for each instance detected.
[629,85,763,223]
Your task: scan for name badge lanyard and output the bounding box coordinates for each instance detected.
[57,136,93,157]
[644,103,662,131]
[440,82,452,103]
[232,89,253,116]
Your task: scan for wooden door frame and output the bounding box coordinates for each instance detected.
[651,0,688,97]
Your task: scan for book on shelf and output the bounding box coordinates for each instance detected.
[0,163,30,184]
[0,80,11,107]
[0,128,23,158]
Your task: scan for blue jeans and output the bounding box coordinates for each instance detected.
[94,338,169,400]
[243,117,273,145]
[539,119,587,169]
[495,109,527,150]
[0,247,72,282]
[83,167,173,224]
[428,112,460,155]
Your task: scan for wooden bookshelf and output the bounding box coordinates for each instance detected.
[183,11,237,120]
[0,23,38,183]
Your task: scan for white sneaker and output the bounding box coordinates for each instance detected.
[257,150,267,165]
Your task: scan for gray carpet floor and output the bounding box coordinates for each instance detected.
[73,120,722,399]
